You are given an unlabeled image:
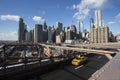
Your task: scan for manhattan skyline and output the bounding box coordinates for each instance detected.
[0,0,120,40]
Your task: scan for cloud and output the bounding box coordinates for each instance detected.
[114,13,120,23]
[66,6,73,10]
[0,14,20,21]
[32,16,44,23]
[116,13,120,19]
[107,13,120,25]
[108,21,116,25]
[72,0,108,20]
[73,8,90,20]
[0,31,18,40]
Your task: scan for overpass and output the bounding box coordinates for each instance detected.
[63,42,120,50]
[0,43,116,60]
[1,42,116,55]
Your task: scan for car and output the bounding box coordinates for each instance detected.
[72,55,88,66]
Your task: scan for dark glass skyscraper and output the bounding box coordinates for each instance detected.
[56,22,63,33]
[42,21,47,30]
[18,18,27,42]
[34,24,43,43]
[71,25,77,33]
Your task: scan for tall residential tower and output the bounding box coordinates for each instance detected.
[89,10,109,43]
[95,10,102,27]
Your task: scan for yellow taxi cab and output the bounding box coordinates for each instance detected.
[72,55,87,66]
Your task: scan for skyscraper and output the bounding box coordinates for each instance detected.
[71,25,77,33]
[89,10,109,43]
[42,21,48,42]
[29,30,34,42]
[56,22,63,33]
[48,26,55,43]
[70,25,78,39]
[78,21,82,39]
[95,10,102,27]
[34,24,43,43]
[42,20,47,30]
[26,30,30,42]
[79,21,81,33]
[90,18,94,30]
[18,18,27,42]
[104,27,109,43]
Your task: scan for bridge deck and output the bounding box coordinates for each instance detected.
[34,54,109,80]
[41,44,115,55]
[89,53,120,80]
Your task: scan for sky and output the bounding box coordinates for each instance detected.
[0,0,120,40]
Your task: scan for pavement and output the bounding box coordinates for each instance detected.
[28,54,109,80]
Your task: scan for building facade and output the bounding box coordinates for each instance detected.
[89,10,109,43]
[95,10,102,27]
[56,22,63,33]
[34,24,43,43]
[42,21,47,30]
[48,26,55,43]
[18,18,27,42]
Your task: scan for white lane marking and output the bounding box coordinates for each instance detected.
[7,63,24,68]
[41,59,50,62]
[75,65,83,70]
[0,67,2,69]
